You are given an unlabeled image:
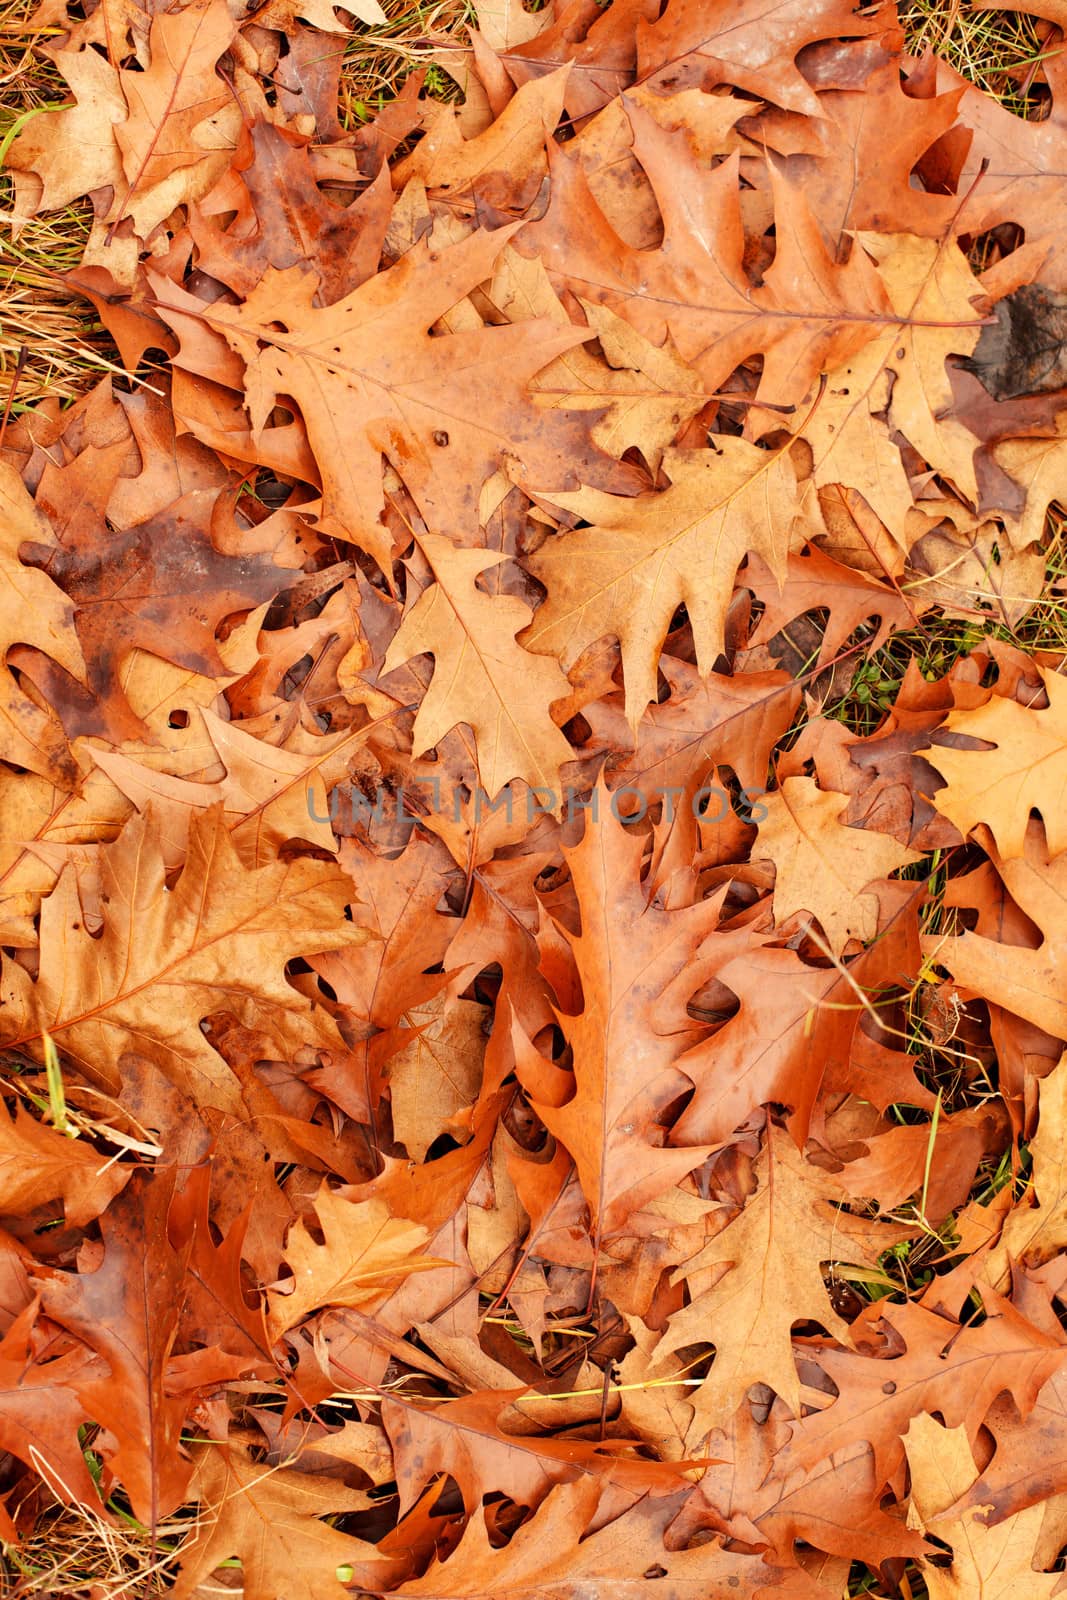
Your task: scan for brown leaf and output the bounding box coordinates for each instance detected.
[383,534,576,800]
[526,443,821,732]
[383,1388,689,1516]
[0,1099,130,1229]
[926,820,1067,1042]
[386,992,487,1161]
[6,43,125,216]
[522,105,893,406]
[0,805,371,1112]
[755,776,921,954]
[518,788,722,1240]
[0,1302,102,1508]
[905,1413,1061,1599]
[929,665,1067,858]
[267,1185,447,1337]
[0,464,86,783]
[778,1296,1066,1489]
[190,120,393,304]
[172,1432,400,1600]
[636,0,880,113]
[155,226,638,570]
[37,1168,193,1527]
[20,483,287,743]
[108,0,240,245]
[89,706,339,869]
[654,1123,901,1426]
[396,1474,840,1598]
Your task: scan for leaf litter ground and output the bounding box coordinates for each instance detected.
[3,1,1067,1597]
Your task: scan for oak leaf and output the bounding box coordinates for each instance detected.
[673,900,925,1145]
[580,659,800,806]
[779,1296,1066,1488]
[382,1388,687,1517]
[522,106,893,406]
[396,1474,835,1598]
[518,792,723,1240]
[905,1413,1061,1599]
[932,48,1067,287]
[636,0,880,113]
[18,484,288,744]
[172,1433,399,1600]
[157,226,634,571]
[189,119,392,304]
[386,992,487,1162]
[774,45,964,246]
[167,1165,279,1380]
[0,1099,130,1229]
[525,442,820,732]
[249,0,386,33]
[939,1364,1067,1531]
[485,251,706,473]
[5,44,125,218]
[37,1169,193,1528]
[312,833,456,1043]
[108,0,240,244]
[0,463,86,783]
[0,1303,102,1509]
[392,65,571,197]
[929,666,1067,858]
[654,1124,898,1426]
[383,534,576,802]
[756,777,922,954]
[267,1186,447,1337]
[745,546,918,668]
[762,235,986,533]
[906,518,1044,629]
[0,805,371,1113]
[988,415,1067,553]
[926,820,1067,1042]
[501,0,657,122]
[973,1051,1067,1291]
[89,706,339,869]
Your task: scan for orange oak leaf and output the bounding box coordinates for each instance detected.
[0,464,86,784]
[636,0,880,114]
[925,820,1067,1043]
[395,1474,843,1597]
[382,1388,690,1516]
[0,805,371,1113]
[0,1303,102,1510]
[155,226,638,570]
[755,776,921,955]
[108,0,239,244]
[517,789,722,1241]
[0,1099,130,1229]
[36,1169,193,1528]
[172,1433,401,1600]
[654,1123,901,1427]
[89,706,339,869]
[267,1185,448,1337]
[904,1413,1061,1599]
[928,665,1067,858]
[521,104,893,405]
[525,442,821,732]
[383,534,576,802]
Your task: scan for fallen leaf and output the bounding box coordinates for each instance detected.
[268,1186,447,1337]
[755,776,922,954]
[172,1432,399,1600]
[0,805,370,1112]
[526,442,820,732]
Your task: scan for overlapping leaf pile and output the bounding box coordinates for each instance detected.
[4,0,1067,1593]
